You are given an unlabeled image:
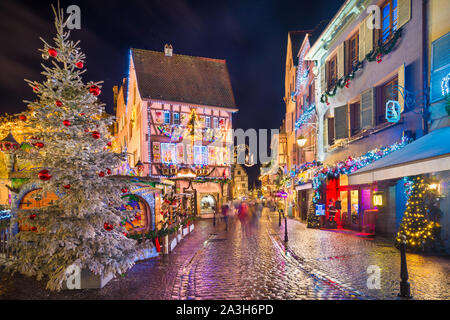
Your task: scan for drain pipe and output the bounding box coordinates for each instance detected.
[422,0,429,135]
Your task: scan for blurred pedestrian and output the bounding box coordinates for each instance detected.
[221,204,230,231]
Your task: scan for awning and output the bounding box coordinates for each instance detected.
[295,182,312,191]
[349,126,450,185]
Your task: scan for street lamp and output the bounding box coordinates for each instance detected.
[296,135,307,147]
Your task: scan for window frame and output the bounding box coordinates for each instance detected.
[327,55,338,91]
[173,112,180,125]
[163,111,171,125]
[377,76,399,125]
[348,32,359,74]
[380,0,398,45]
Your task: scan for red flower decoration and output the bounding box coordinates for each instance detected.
[38,169,51,181]
[84,128,90,133]
[55,100,63,107]
[63,120,71,126]
[106,168,112,175]
[31,226,38,232]
[103,223,114,231]
[92,131,101,139]
[89,85,101,96]
[29,214,37,220]
[19,115,27,121]
[75,61,84,69]
[98,171,105,177]
[35,142,44,148]
[63,184,71,189]
[80,113,85,116]
[48,48,57,57]
[121,188,128,193]
[376,53,382,63]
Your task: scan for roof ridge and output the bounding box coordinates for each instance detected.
[131,47,226,64]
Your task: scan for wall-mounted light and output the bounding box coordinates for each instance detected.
[296,135,307,147]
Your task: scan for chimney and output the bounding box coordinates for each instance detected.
[164,44,173,57]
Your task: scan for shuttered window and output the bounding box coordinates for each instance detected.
[327,117,335,146]
[334,105,349,140]
[381,0,398,43]
[347,33,359,74]
[320,64,327,95]
[323,117,328,147]
[359,15,374,61]
[430,32,450,103]
[360,88,375,129]
[397,0,411,29]
[350,102,361,136]
[328,55,338,90]
[337,44,345,79]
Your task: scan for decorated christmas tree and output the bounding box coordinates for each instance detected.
[396,175,438,251]
[8,6,137,291]
[306,200,320,229]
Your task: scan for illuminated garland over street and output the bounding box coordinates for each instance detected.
[294,104,316,131]
[309,137,411,204]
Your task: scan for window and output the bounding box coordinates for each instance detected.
[349,102,361,136]
[237,171,241,175]
[129,121,133,138]
[348,33,359,73]
[327,117,335,145]
[161,143,177,164]
[381,0,398,44]
[194,145,208,165]
[378,77,398,125]
[213,117,219,129]
[327,55,338,90]
[173,112,180,125]
[163,111,171,125]
[205,116,211,128]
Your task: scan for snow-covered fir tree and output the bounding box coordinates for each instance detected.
[8,6,138,291]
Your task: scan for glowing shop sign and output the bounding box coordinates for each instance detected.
[372,191,385,207]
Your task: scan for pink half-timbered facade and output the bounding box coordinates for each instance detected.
[114,46,238,217]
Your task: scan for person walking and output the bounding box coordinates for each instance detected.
[221,204,230,231]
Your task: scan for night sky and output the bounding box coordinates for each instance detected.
[0,0,344,186]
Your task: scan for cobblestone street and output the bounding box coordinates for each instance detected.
[0,208,448,300]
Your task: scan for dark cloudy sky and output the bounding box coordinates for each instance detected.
[0,0,344,186]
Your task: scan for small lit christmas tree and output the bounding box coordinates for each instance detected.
[306,201,320,228]
[8,6,137,290]
[396,175,437,251]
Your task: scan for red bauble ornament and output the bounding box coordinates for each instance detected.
[48,48,57,57]
[84,128,90,133]
[154,237,161,252]
[80,113,85,116]
[33,85,39,92]
[121,188,128,193]
[56,100,63,107]
[63,184,71,189]
[98,171,105,177]
[29,214,37,220]
[38,169,51,181]
[35,142,44,148]
[104,223,114,231]
[106,168,112,175]
[75,61,84,69]
[19,115,27,121]
[107,141,112,147]
[63,120,71,126]
[92,131,100,139]
[89,85,101,96]
[376,53,382,63]
[31,226,38,232]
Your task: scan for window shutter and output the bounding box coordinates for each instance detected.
[360,88,375,129]
[359,19,366,62]
[334,105,349,139]
[398,63,405,112]
[337,43,345,79]
[359,15,374,61]
[430,33,450,102]
[398,0,411,29]
[323,117,328,147]
[320,64,327,95]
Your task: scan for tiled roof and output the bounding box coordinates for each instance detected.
[131,48,237,109]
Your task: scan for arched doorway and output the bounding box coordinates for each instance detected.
[121,195,152,233]
[200,194,216,215]
[18,188,58,231]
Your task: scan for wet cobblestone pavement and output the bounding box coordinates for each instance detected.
[0,208,448,300]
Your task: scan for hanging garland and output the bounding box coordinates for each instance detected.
[320,28,403,105]
[309,137,410,204]
[294,104,316,131]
